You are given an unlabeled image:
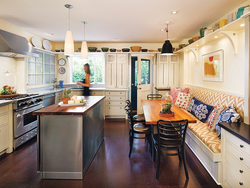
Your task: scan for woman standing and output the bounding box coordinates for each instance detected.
[77,63,90,96]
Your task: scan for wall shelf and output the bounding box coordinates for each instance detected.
[174,17,245,60]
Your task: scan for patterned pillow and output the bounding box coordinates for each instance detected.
[207,104,225,132]
[215,105,240,139]
[187,97,197,114]
[175,92,192,110]
[188,97,213,123]
[170,87,189,104]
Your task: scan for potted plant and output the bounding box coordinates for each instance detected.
[62,88,72,104]
[160,94,175,117]
[52,78,57,89]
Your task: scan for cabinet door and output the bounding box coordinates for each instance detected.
[157,54,169,88]
[116,54,128,88]
[0,125,9,152]
[168,55,179,87]
[105,54,117,88]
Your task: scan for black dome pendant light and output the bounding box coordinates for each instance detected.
[161,22,173,55]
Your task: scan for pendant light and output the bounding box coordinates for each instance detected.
[161,22,173,55]
[64,4,74,56]
[81,21,88,60]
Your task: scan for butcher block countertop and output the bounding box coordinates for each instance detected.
[33,96,105,116]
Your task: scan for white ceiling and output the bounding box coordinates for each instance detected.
[0,0,247,43]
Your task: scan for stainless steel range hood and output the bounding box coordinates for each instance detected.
[0,29,39,58]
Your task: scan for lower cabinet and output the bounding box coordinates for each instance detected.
[0,105,9,153]
[90,91,104,96]
[222,129,250,188]
[55,91,63,103]
[105,91,127,118]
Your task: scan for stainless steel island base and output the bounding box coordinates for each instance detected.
[37,99,104,179]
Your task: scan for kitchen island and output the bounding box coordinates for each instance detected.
[33,96,105,179]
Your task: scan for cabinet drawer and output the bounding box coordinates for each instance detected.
[90,91,103,96]
[226,141,250,169]
[0,112,8,127]
[226,131,250,156]
[225,161,250,188]
[226,151,250,180]
[105,96,125,101]
[105,91,125,96]
[106,101,125,106]
[105,106,125,116]
[0,105,8,114]
[0,125,8,152]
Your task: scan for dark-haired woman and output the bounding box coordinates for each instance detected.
[77,63,90,96]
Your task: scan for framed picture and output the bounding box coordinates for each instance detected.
[202,50,224,82]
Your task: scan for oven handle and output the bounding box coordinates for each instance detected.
[15,103,43,115]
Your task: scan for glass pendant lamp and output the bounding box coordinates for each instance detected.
[81,21,88,60]
[161,22,173,55]
[64,4,74,56]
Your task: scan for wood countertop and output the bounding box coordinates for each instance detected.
[141,99,197,124]
[219,122,250,144]
[33,96,105,116]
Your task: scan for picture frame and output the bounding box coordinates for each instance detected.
[202,49,224,82]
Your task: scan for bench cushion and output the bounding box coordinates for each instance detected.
[183,109,221,153]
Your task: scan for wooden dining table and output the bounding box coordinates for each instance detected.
[141,99,197,124]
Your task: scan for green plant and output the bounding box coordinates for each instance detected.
[162,101,173,114]
[63,88,71,98]
[52,78,57,84]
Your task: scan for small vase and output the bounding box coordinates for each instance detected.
[62,97,70,104]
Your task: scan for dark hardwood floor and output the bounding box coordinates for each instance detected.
[0,119,221,188]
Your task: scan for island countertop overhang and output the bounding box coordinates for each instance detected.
[33,96,105,116]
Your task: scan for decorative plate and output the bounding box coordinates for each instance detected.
[43,40,52,51]
[58,58,66,66]
[31,37,42,48]
[58,67,66,74]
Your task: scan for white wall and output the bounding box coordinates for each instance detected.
[180,29,245,96]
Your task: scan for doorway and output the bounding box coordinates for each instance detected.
[131,56,153,114]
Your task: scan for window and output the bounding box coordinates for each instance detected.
[72,54,105,84]
[27,51,55,86]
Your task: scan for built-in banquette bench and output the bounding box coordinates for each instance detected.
[183,85,244,185]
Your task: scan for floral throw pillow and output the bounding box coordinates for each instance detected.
[175,92,192,110]
[207,104,225,132]
[187,97,213,123]
[215,105,240,139]
[170,87,189,104]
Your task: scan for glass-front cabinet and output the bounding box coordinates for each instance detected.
[27,51,56,86]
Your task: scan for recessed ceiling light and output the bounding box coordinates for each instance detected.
[47,33,54,36]
[240,24,245,27]
[186,49,189,51]
[171,11,178,14]
[215,36,218,38]
[196,45,199,47]
[160,29,165,32]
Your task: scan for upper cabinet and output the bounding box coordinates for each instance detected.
[105,53,128,88]
[27,51,56,86]
[157,54,179,88]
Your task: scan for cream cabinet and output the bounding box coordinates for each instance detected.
[157,54,179,88]
[55,91,63,103]
[90,90,104,96]
[71,89,83,96]
[0,105,10,153]
[105,91,127,118]
[105,53,128,88]
[222,129,250,188]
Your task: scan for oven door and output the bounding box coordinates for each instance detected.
[14,104,43,138]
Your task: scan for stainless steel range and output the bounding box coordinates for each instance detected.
[0,94,43,149]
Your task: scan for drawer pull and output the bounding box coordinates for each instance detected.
[240,145,244,148]
[239,170,243,173]
[109,102,110,104]
[240,157,244,161]
[120,107,122,109]
[120,97,122,99]
[120,102,122,104]
[109,107,110,109]
[239,182,243,186]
